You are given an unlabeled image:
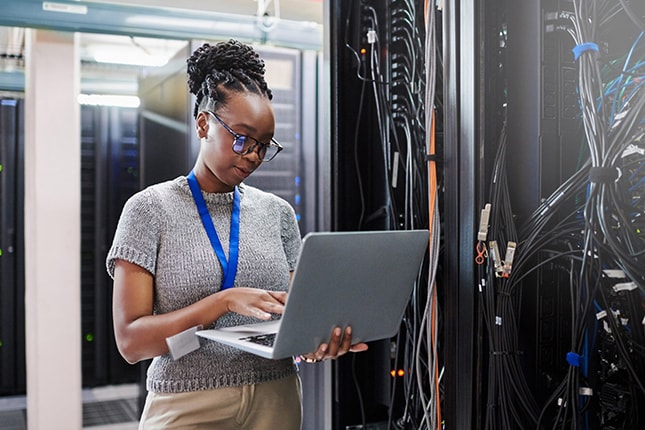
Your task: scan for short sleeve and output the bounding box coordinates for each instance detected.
[106,189,163,278]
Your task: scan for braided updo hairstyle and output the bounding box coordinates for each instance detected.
[187,39,273,119]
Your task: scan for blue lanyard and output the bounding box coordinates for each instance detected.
[186,171,240,290]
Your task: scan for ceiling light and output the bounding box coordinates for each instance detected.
[93,50,169,67]
[78,94,140,108]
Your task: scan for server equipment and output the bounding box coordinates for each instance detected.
[329,1,441,429]
[328,0,644,429]
[0,97,26,396]
[80,104,140,387]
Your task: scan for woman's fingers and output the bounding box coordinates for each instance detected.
[319,326,356,359]
[267,290,287,304]
[226,288,286,318]
[300,326,369,363]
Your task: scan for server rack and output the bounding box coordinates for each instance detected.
[0,97,26,396]
[328,1,444,428]
[329,0,645,429]
[481,1,645,429]
[80,104,140,387]
[0,100,141,395]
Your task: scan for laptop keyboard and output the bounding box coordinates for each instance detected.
[239,333,276,347]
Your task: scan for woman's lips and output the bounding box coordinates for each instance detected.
[234,166,253,180]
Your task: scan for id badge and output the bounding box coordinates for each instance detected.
[165,325,202,360]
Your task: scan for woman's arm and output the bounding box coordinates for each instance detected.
[112,259,287,364]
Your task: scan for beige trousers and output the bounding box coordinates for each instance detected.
[138,374,302,429]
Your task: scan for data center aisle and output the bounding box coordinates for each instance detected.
[0,384,139,429]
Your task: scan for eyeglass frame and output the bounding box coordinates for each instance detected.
[206,111,283,162]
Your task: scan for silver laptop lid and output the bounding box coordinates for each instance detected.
[271,229,428,358]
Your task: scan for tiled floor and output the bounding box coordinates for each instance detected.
[0,384,139,429]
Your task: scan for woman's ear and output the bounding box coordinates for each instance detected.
[196,112,210,139]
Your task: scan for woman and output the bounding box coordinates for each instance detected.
[107,39,367,429]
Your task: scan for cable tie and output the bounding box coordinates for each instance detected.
[572,42,598,60]
[566,352,583,367]
[589,166,621,183]
[426,154,439,163]
[497,290,512,297]
[495,316,502,326]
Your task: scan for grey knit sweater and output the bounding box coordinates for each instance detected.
[106,176,302,393]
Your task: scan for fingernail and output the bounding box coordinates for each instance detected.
[335,327,342,336]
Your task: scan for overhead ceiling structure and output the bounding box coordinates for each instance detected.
[87,0,324,24]
[0,0,324,95]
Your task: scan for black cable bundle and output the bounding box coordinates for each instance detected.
[480,122,544,430]
[342,1,443,429]
[480,1,645,429]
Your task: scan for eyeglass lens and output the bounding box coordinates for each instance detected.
[232,136,279,161]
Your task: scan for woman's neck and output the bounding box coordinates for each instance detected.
[190,165,234,194]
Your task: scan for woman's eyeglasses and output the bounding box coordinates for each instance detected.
[207,111,283,162]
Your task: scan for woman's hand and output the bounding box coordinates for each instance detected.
[222,288,287,320]
[300,326,369,363]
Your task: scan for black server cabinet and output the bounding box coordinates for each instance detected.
[329,0,392,233]
[486,0,645,428]
[328,0,645,428]
[0,100,139,395]
[242,47,306,228]
[328,2,401,427]
[505,0,583,409]
[328,1,439,428]
[138,45,197,190]
[0,97,26,396]
[80,104,139,387]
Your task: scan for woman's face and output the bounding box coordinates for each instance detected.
[195,92,276,193]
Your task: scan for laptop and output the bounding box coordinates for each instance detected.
[196,229,429,359]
